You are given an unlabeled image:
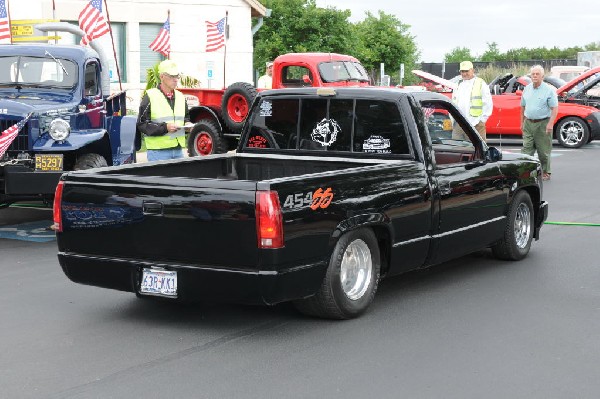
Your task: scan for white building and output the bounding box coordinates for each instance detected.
[8,0,267,106]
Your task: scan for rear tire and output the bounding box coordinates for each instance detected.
[186,120,227,156]
[221,82,258,133]
[73,153,108,170]
[492,191,534,261]
[294,228,380,319]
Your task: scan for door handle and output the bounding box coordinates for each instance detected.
[143,201,164,216]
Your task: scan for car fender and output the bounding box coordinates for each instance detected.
[118,114,138,154]
[189,105,224,132]
[33,129,106,151]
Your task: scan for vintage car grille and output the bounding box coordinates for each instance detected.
[1,118,30,155]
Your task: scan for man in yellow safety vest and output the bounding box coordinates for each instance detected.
[137,60,190,161]
[451,60,493,141]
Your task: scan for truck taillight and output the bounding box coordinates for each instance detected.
[53,181,64,233]
[256,191,284,249]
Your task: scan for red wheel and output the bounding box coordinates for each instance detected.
[221,82,258,133]
[194,132,213,155]
[227,93,250,123]
[186,120,227,156]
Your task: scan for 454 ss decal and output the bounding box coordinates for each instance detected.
[282,187,334,210]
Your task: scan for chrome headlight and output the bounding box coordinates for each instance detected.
[49,119,71,141]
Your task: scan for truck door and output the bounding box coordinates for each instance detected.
[421,100,507,265]
[82,61,103,128]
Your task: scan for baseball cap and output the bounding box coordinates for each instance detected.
[459,61,474,71]
[158,60,180,76]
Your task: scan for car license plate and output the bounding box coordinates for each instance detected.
[35,154,63,171]
[443,119,453,131]
[140,268,177,297]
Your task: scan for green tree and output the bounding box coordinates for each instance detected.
[253,0,355,72]
[444,47,474,63]
[352,11,420,85]
[480,42,501,62]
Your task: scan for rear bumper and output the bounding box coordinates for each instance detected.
[57,252,328,305]
[2,165,62,195]
[587,112,600,141]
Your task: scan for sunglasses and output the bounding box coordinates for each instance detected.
[165,73,180,79]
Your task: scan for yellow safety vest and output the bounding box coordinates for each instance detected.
[144,88,187,150]
[452,77,484,117]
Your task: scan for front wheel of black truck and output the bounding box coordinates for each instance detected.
[492,190,534,261]
[294,228,380,319]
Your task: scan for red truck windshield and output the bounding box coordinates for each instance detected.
[318,61,370,83]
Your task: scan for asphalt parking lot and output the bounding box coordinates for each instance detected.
[1,142,599,398]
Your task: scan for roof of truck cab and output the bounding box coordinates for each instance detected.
[0,43,99,61]
[274,53,361,64]
[258,86,452,103]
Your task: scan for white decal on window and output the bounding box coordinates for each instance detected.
[363,135,391,153]
[310,118,340,147]
[260,101,273,117]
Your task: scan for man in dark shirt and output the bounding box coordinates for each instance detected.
[137,60,191,161]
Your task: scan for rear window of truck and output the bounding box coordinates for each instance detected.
[243,97,411,156]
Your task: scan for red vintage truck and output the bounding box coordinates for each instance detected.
[179,53,371,155]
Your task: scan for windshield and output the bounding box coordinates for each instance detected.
[0,55,78,89]
[319,61,370,83]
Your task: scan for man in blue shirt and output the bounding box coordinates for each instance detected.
[520,65,558,181]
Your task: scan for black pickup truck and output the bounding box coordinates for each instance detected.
[54,87,548,319]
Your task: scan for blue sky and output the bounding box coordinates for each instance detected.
[315,0,599,62]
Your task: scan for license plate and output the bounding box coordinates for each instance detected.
[443,119,453,131]
[140,268,177,297]
[35,154,63,171]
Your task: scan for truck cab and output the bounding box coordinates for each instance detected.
[0,44,137,207]
[271,53,371,89]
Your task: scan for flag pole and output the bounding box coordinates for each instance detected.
[222,11,228,89]
[103,0,122,91]
[167,9,170,60]
[6,0,13,44]
[52,0,57,44]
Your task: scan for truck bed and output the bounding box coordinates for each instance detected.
[57,153,397,264]
[86,152,384,181]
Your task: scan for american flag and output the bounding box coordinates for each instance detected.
[0,0,11,44]
[205,17,226,52]
[0,114,32,160]
[78,0,110,46]
[149,17,170,57]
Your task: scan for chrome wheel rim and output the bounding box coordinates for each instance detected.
[340,239,372,300]
[559,121,584,146]
[514,203,532,248]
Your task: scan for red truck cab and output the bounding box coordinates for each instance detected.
[271,52,371,89]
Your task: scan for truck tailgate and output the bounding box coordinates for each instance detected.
[57,174,260,270]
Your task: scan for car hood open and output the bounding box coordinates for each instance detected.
[556,66,600,94]
[412,70,458,91]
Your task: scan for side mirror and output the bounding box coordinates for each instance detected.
[302,74,312,85]
[485,146,502,162]
[515,90,523,96]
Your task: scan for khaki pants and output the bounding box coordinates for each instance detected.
[452,121,487,141]
[521,119,552,174]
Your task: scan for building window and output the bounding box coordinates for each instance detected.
[60,21,127,84]
[139,23,166,83]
